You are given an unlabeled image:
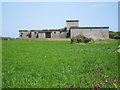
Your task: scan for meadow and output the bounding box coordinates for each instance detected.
[2,39,119,88]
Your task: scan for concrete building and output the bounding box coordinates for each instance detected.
[19,20,109,40]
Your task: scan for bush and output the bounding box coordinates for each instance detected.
[109,31,120,39]
[1,37,15,40]
[71,35,93,44]
[59,27,66,31]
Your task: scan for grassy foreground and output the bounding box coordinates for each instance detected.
[2,40,118,88]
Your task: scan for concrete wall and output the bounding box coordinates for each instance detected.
[70,28,109,40]
[19,31,30,38]
[51,31,60,38]
[66,21,79,31]
[60,32,67,38]
[19,27,109,40]
[38,33,45,38]
[31,31,38,38]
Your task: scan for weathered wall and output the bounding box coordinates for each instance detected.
[66,21,79,31]
[51,31,60,38]
[38,33,45,38]
[31,31,38,38]
[60,32,67,38]
[70,28,109,40]
[19,31,30,38]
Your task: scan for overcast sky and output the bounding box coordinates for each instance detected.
[1,2,118,38]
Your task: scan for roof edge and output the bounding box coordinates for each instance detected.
[66,20,79,22]
[70,27,109,29]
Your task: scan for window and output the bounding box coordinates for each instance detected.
[54,32,56,34]
[35,32,37,34]
[20,35,22,37]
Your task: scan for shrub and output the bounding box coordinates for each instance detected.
[109,31,120,39]
[1,37,15,40]
[71,35,93,44]
[59,27,66,31]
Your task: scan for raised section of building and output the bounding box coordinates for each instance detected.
[19,20,109,40]
[66,20,79,31]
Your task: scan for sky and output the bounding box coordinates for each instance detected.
[1,2,118,38]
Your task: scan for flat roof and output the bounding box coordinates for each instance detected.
[66,20,79,22]
[31,30,43,32]
[20,29,62,32]
[49,29,60,31]
[19,30,28,32]
[70,27,109,29]
[38,31,52,33]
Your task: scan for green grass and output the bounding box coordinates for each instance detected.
[2,40,118,88]
[0,39,2,89]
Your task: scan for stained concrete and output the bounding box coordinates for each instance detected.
[19,20,109,40]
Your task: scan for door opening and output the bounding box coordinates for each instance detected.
[46,32,51,38]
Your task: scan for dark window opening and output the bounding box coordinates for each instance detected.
[29,33,31,38]
[26,35,29,37]
[35,32,37,34]
[36,34,38,38]
[54,32,56,34]
[20,35,22,37]
[67,31,70,38]
[46,32,51,38]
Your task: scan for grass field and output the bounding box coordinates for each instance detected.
[2,40,119,88]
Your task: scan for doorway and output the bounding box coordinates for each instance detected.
[46,32,51,38]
